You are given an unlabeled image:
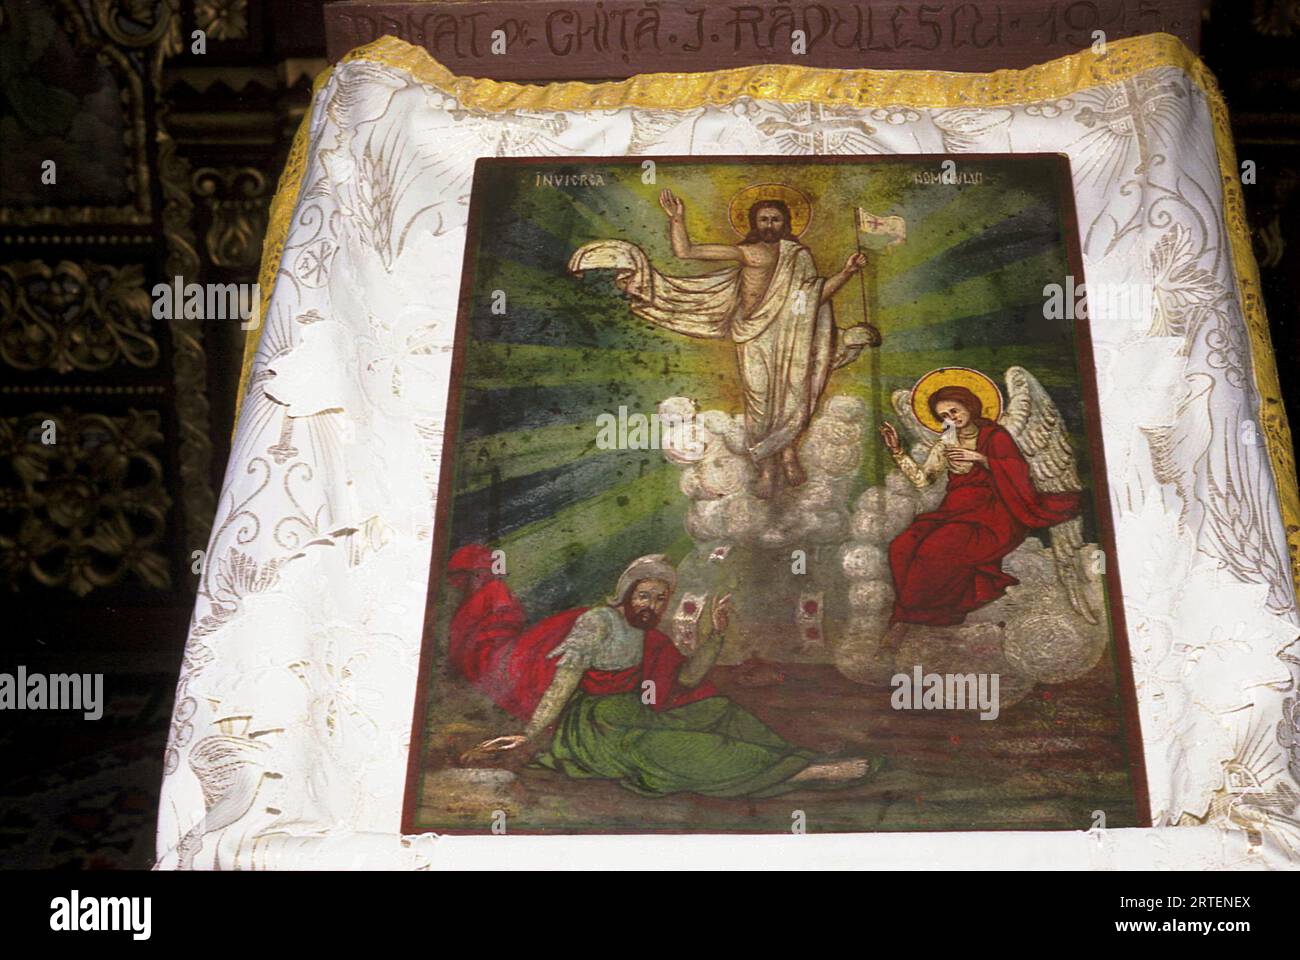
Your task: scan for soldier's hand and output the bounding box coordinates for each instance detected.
[459,734,527,765]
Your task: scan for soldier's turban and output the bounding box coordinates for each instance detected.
[607,554,677,606]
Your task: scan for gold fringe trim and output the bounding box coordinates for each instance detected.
[234,32,1300,600]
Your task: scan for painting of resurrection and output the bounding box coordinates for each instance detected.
[403,155,1150,835]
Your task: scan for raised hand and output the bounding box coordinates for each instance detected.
[879,422,901,453]
[842,251,867,274]
[659,188,685,221]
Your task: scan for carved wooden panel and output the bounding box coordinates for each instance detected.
[324,0,1202,77]
[0,0,325,659]
[0,0,200,619]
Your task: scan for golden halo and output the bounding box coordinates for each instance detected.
[728,183,812,238]
[910,367,1003,434]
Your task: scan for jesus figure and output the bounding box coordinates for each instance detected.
[568,187,880,499]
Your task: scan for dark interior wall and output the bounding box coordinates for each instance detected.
[0,0,328,670]
[0,0,330,869]
[1203,0,1300,447]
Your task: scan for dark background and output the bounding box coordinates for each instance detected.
[0,0,1295,868]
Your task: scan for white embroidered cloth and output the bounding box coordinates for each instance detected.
[155,35,1300,870]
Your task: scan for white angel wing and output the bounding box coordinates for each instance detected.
[999,366,1098,624]
[890,388,937,448]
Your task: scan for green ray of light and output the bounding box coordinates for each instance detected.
[874,248,1068,332]
[457,420,690,494]
[464,339,736,391]
[457,419,616,492]
[875,187,1041,284]
[493,464,682,592]
[826,345,1073,387]
[474,375,737,423]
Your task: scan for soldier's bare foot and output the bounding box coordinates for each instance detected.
[781,448,806,486]
[754,461,778,499]
[790,758,874,784]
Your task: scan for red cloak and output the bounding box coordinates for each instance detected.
[888,422,1081,626]
[448,588,716,720]
[447,578,527,685]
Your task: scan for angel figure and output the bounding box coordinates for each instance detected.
[877,366,1098,629]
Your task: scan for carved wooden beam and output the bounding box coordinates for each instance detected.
[325,0,1202,77]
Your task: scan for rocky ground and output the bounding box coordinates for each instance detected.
[415,655,1142,835]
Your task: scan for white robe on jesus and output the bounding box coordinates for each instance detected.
[568,238,838,462]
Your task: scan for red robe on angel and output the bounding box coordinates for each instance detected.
[888,422,1081,626]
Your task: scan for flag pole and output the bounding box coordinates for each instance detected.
[854,213,870,331]
[854,215,882,483]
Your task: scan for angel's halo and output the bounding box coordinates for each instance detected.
[909,366,1004,433]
